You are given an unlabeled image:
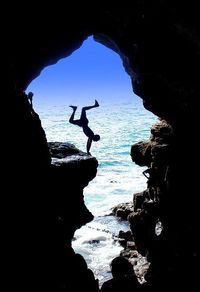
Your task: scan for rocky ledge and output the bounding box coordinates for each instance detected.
[49,142,98,189]
[44,142,99,288]
[48,141,98,244]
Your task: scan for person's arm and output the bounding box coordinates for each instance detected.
[87,138,92,155]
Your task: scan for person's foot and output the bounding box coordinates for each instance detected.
[94,100,99,107]
[69,105,77,110]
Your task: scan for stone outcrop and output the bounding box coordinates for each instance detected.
[49,141,98,227]
[130,141,152,167]
[48,142,98,288]
[129,119,197,289]
[112,202,134,220]
[113,118,199,289]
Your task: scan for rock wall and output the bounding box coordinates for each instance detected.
[129,119,199,289]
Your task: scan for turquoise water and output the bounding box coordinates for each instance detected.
[34,97,158,284]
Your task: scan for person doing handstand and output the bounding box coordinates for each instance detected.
[69,100,100,155]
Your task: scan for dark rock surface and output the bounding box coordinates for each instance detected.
[130,141,152,167]
[48,141,98,229]
[49,141,83,158]
[129,119,198,290]
[48,142,98,288]
[112,202,134,220]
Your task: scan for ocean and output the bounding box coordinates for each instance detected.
[34,97,158,285]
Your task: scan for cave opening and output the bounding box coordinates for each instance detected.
[6,6,200,290]
[26,35,158,285]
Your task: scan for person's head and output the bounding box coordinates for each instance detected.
[28,92,33,99]
[110,256,133,279]
[93,134,100,142]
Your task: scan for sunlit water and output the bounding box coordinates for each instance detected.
[34,97,158,285]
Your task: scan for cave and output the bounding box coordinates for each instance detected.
[5,3,200,290]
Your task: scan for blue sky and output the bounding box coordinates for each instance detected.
[26,36,138,106]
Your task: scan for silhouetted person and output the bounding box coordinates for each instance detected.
[27,91,33,108]
[66,253,99,291]
[69,100,100,155]
[100,256,140,292]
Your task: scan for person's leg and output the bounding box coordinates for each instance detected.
[80,100,99,120]
[69,106,78,124]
